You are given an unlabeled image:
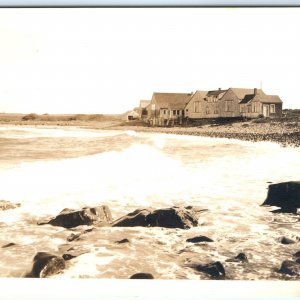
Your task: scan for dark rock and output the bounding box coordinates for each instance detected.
[194,261,225,278]
[2,242,16,248]
[278,260,300,276]
[296,258,300,264]
[38,205,113,228]
[67,233,80,242]
[279,237,296,245]
[115,238,130,244]
[62,246,90,261]
[262,182,300,213]
[186,236,213,243]
[26,252,65,278]
[113,208,151,227]
[293,250,300,257]
[62,253,76,261]
[226,252,248,263]
[130,273,154,279]
[0,200,21,211]
[113,206,205,229]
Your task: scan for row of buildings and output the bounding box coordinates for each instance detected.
[129,87,283,126]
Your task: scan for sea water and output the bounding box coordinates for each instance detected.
[0,125,300,279]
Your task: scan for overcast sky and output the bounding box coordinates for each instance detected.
[0,8,299,114]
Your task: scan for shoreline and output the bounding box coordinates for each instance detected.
[1,119,300,147]
[107,122,300,148]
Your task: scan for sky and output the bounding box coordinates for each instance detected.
[0,8,299,114]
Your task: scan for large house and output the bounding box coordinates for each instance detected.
[186,87,282,121]
[140,87,283,126]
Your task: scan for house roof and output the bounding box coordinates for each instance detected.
[194,90,208,98]
[206,89,227,97]
[230,88,265,100]
[254,94,283,104]
[240,94,282,104]
[151,92,193,109]
[239,94,255,104]
[186,90,208,105]
[139,100,151,108]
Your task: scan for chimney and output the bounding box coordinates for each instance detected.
[218,88,221,91]
[254,88,258,95]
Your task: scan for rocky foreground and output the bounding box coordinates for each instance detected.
[2,182,300,279]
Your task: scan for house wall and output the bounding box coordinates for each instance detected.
[185,93,220,119]
[241,101,282,118]
[270,103,283,118]
[219,89,242,118]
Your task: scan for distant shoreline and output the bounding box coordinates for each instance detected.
[107,122,300,148]
[1,112,300,147]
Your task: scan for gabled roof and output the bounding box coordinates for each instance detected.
[239,94,255,104]
[230,88,265,100]
[139,100,151,108]
[260,95,282,103]
[240,93,282,105]
[151,92,193,109]
[193,90,208,98]
[186,90,208,105]
[206,89,227,97]
[252,94,283,104]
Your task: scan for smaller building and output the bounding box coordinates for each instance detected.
[239,89,283,118]
[126,110,139,121]
[137,100,151,119]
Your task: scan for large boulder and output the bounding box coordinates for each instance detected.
[278,260,300,276]
[186,236,213,243]
[193,261,226,279]
[26,252,65,278]
[130,273,154,279]
[113,206,205,229]
[38,205,112,228]
[262,181,300,213]
[0,200,21,211]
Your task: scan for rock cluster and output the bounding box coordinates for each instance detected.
[38,205,113,228]
[112,206,206,229]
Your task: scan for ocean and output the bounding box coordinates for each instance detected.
[0,125,300,280]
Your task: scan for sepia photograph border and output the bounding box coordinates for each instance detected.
[0,1,300,300]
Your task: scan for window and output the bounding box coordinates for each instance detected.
[214,108,219,114]
[177,110,180,115]
[173,110,176,115]
[164,110,167,114]
[270,104,276,113]
[206,107,210,114]
[225,100,233,112]
[193,101,200,113]
[247,106,251,113]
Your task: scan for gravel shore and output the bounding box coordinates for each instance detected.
[108,121,300,147]
[1,117,300,147]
